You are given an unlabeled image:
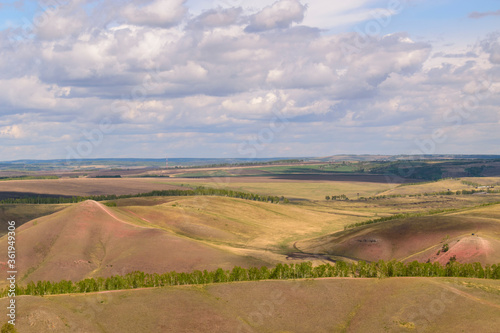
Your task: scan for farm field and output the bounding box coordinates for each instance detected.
[0,178,186,197]
[155,176,399,201]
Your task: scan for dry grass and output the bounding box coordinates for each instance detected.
[300,203,500,264]
[118,196,367,251]
[2,277,500,332]
[161,179,397,201]
[0,200,268,285]
[461,177,500,186]
[377,178,473,196]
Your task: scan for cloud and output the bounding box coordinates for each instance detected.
[432,51,478,58]
[188,7,243,29]
[480,33,500,64]
[0,0,499,159]
[245,0,307,32]
[0,125,24,139]
[122,0,188,27]
[469,10,500,19]
[34,3,88,40]
[0,76,70,111]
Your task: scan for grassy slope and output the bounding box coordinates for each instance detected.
[0,200,267,285]
[299,203,500,264]
[0,195,381,287]
[2,277,500,332]
[377,178,472,196]
[117,196,367,251]
[377,177,500,197]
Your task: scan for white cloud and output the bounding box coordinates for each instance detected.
[480,33,500,64]
[0,0,498,159]
[0,125,24,139]
[0,76,70,110]
[246,0,307,32]
[188,7,242,29]
[122,0,188,27]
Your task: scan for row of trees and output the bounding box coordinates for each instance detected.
[0,186,290,205]
[3,260,500,297]
[0,175,59,181]
[357,188,500,201]
[325,194,349,201]
[326,188,500,203]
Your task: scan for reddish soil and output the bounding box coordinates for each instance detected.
[427,236,497,265]
[0,200,267,284]
[300,214,500,264]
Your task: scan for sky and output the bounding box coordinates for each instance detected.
[0,0,499,160]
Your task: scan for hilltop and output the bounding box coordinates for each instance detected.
[0,200,267,284]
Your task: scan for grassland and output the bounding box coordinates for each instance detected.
[158,177,399,201]
[299,200,500,264]
[2,277,500,332]
[377,177,500,197]
[0,200,270,286]
[1,164,500,331]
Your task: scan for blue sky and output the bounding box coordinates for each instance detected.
[0,0,499,160]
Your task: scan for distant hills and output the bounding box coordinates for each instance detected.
[1,154,499,171]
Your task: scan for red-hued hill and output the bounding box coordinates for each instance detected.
[299,204,500,265]
[0,200,266,283]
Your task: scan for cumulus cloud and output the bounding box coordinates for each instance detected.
[34,3,88,40]
[0,0,499,159]
[122,0,188,27]
[188,7,243,29]
[245,0,307,32]
[0,76,70,111]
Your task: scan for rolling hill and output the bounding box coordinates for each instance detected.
[0,200,267,284]
[298,203,500,265]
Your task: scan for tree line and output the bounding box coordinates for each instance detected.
[327,188,500,203]
[2,260,499,297]
[0,175,59,181]
[0,186,290,205]
[325,194,349,201]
